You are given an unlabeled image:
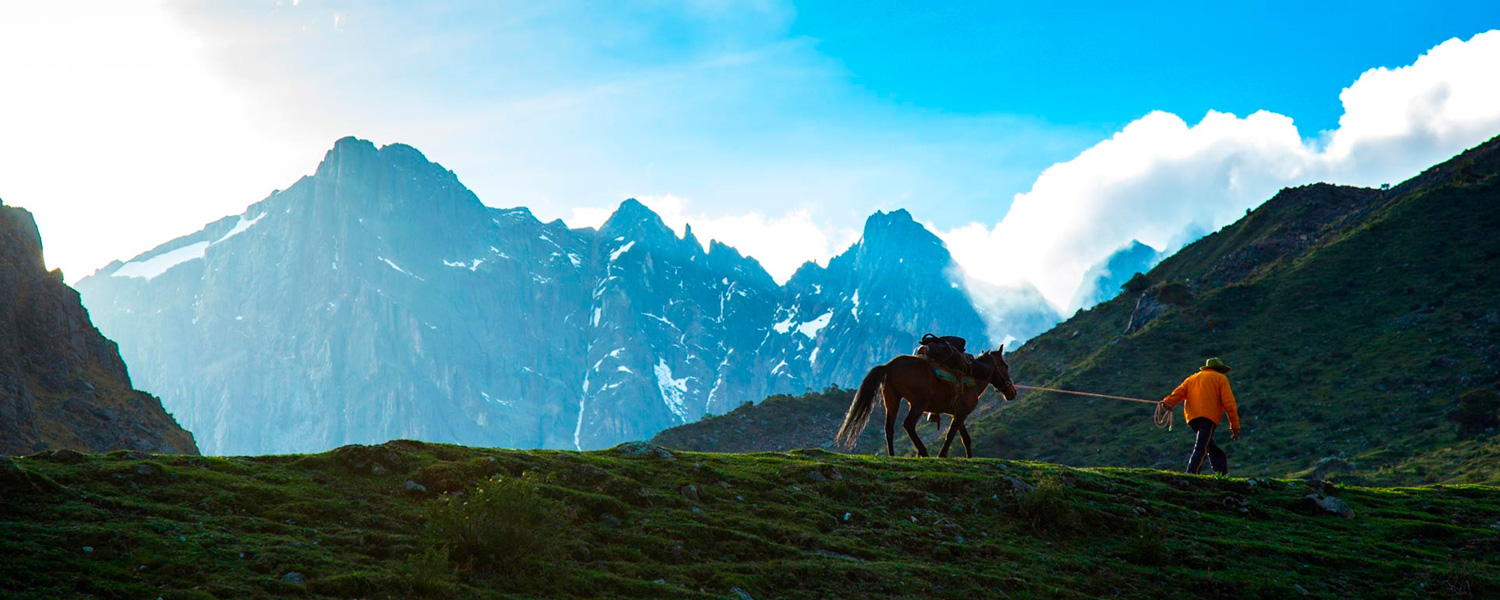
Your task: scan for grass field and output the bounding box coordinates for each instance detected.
[4,441,1497,599]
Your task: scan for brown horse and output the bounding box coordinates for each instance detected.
[834,347,1017,457]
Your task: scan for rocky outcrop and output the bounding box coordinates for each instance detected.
[0,200,197,455]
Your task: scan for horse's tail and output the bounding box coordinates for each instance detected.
[835,364,889,449]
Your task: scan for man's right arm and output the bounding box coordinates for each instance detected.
[1161,377,1190,408]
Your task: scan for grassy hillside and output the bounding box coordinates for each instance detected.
[974,134,1500,483]
[3,441,1499,599]
[652,388,860,453]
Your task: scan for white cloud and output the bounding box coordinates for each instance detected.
[1324,31,1500,183]
[570,194,858,283]
[946,30,1500,311]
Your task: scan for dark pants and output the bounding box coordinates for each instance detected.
[1186,417,1228,475]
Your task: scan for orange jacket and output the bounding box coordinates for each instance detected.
[1163,368,1240,430]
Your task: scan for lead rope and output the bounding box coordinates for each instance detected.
[1012,384,1174,431]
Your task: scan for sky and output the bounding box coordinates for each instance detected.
[2,1,1499,314]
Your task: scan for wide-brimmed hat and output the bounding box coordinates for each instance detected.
[1202,357,1232,373]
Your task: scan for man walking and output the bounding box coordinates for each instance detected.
[1160,358,1241,476]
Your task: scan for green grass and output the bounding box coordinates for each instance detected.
[4,441,1499,599]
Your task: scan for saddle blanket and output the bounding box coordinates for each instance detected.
[930,363,978,389]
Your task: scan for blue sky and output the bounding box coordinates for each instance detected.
[791,1,1499,133]
[2,1,1498,310]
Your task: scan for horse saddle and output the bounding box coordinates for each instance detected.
[915,333,973,373]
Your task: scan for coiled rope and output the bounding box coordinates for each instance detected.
[1012,384,1174,431]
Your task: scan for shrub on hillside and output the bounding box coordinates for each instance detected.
[1123,272,1153,295]
[424,474,571,573]
[1155,281,1192,305]
[1015,475,1093,536]
[1447,388,1500,438]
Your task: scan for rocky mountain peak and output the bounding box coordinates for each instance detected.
[315,136,380,178]
[706,239,777,289]
[599,198,684,253]
[852,208,949,269]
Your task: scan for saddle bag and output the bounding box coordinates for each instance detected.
[916,333,970,371]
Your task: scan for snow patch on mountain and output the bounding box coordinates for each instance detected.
[378,256,424,281]
[113,213,269,280]
[111,242,210,280]
[772,308,797,334]
[610,241,636,262]
[654,358,691,421]
[214,213,266,245]
[443,258,484,271]
[797,311,833,339]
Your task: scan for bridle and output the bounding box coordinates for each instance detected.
[976,351,1016,397]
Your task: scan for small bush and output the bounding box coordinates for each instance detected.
[424,475,571,573]
[1447,388,1500,438]
[400,546,454,596]
[1015,475,1088,536]
[1156,282,1192,305]
[1123,272,1153,295]
[1120,520,1170,566]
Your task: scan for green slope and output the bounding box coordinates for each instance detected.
[975,134,1500,483]
[3,441,1498,599]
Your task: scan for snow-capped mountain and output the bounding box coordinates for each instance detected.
[74,137,1058,455]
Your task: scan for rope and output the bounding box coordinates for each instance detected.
[1012,384,1174,431]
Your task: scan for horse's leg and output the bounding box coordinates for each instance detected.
[938,415,964,458]
[959,422,974,458]
[902,404,929,457]
[882,385,900,457]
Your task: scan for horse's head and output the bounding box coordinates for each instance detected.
[978,346,1017,401]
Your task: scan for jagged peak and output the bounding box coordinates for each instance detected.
[600,198,675,241]
[843,208,950,272]
[613,197,659,219]
[859,208,942,249]
[1120,239,1155,252]
[864,207,914,228]
[493,206,536,220]
[784,259,827,287]
[314,137,450,180]
[706,238,742,259]
[701,239,776,289]
[314,137,377,179]
[377,142,431,165]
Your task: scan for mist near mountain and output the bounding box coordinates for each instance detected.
[1067,240,1162,314]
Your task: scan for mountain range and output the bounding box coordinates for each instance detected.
[74,137,1059,455]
